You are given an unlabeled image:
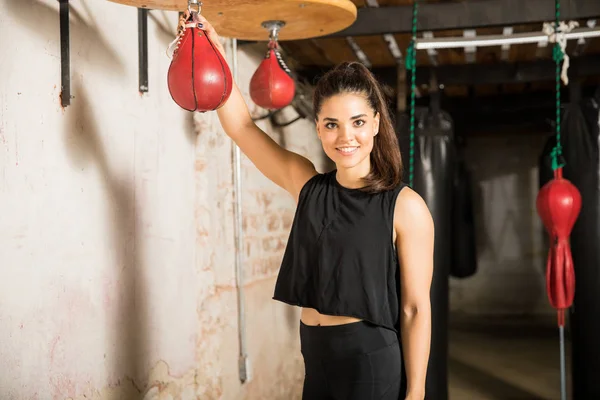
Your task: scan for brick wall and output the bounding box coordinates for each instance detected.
[191,51,327,399]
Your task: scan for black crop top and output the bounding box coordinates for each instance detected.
[273,170,406,333]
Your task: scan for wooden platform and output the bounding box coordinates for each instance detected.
[105,0,357,41]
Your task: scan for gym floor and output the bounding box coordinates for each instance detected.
[448,315,570,400]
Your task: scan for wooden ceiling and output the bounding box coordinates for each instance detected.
[276,0,600,99]
[244,0,600,134]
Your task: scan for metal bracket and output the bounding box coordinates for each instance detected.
[59,0,70,107]
[138,8,149,93]
[261,20,285,42]
[188,0,202,15]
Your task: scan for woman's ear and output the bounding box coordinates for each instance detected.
[315,119,321,139]
[374,112,381,136]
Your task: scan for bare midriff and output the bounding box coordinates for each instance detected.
[300,307,362,326]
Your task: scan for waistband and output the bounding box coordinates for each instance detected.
[299,320,398,358]
[300,319,371,335]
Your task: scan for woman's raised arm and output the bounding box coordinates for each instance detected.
[198,15,318,201]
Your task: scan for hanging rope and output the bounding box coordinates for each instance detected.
[404,0,418,187]
[547,0,578,171]
[543,20,579,86]
[553,0,563,170]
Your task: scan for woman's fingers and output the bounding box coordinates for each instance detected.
[195,14,226,56]
[196,15,215,34]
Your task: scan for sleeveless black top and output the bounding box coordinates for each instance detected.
[273,170,406,332]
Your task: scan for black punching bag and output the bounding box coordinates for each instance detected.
[539,90,600,399]
[450,140,478,279]
[397,90,453,400]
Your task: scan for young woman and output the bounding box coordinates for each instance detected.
[198,15,434,400]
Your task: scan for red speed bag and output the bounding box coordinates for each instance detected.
[250,47,295,110]
[536,168,581,240]
[167,22,233,112]
[536,167,582,318]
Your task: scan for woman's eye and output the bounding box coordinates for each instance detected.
[325,123,337,129]
[354,120,365,127]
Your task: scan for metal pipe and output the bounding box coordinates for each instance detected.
[231,38,250,383]
[415,26,600,50]
[59,0,70,107]
[560,326,567,400]
[137,8,149,93]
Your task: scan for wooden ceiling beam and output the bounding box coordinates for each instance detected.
[296,54,600,87]
[324,0,600,37]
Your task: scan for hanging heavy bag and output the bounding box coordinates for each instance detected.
[167,11,233,112]
[396,90,453,400]
[249,40,295,110]
[569,92,600,400]
[450,150,478,279]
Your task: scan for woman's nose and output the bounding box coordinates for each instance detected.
[337,125,352,140]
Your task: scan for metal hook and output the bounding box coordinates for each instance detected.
[261,20,286,42]
[188,0,202,15]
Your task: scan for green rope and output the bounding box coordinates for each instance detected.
[405,42,416,71]
[405,0,418,187]
[552,0,565,170]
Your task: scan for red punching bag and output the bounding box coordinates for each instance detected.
[250,40,295,110]
[536,166,582,326]
[167,11,232,112]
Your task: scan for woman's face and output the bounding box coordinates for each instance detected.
[316,93,380,171]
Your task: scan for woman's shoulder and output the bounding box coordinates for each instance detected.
[296,170,330,202]
[393,185,434,232]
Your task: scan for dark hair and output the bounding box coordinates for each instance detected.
[313,61,403,193]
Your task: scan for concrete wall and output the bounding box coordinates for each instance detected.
[0,1,327,399]
[449,132,553,317]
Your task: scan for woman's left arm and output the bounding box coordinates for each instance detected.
[394,187,435,400]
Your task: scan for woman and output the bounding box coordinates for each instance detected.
[198,15,434,400]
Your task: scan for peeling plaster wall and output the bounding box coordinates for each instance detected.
[0,1,327,399]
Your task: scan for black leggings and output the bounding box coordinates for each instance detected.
[300,320,402,400]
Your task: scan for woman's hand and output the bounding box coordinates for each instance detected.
[195,14,227,60]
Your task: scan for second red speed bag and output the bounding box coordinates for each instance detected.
[536,167,581,318]
[536,167,581,243]
[250,45,295,110]
[167,21,233,112]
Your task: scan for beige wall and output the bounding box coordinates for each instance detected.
[0,1,327,399]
